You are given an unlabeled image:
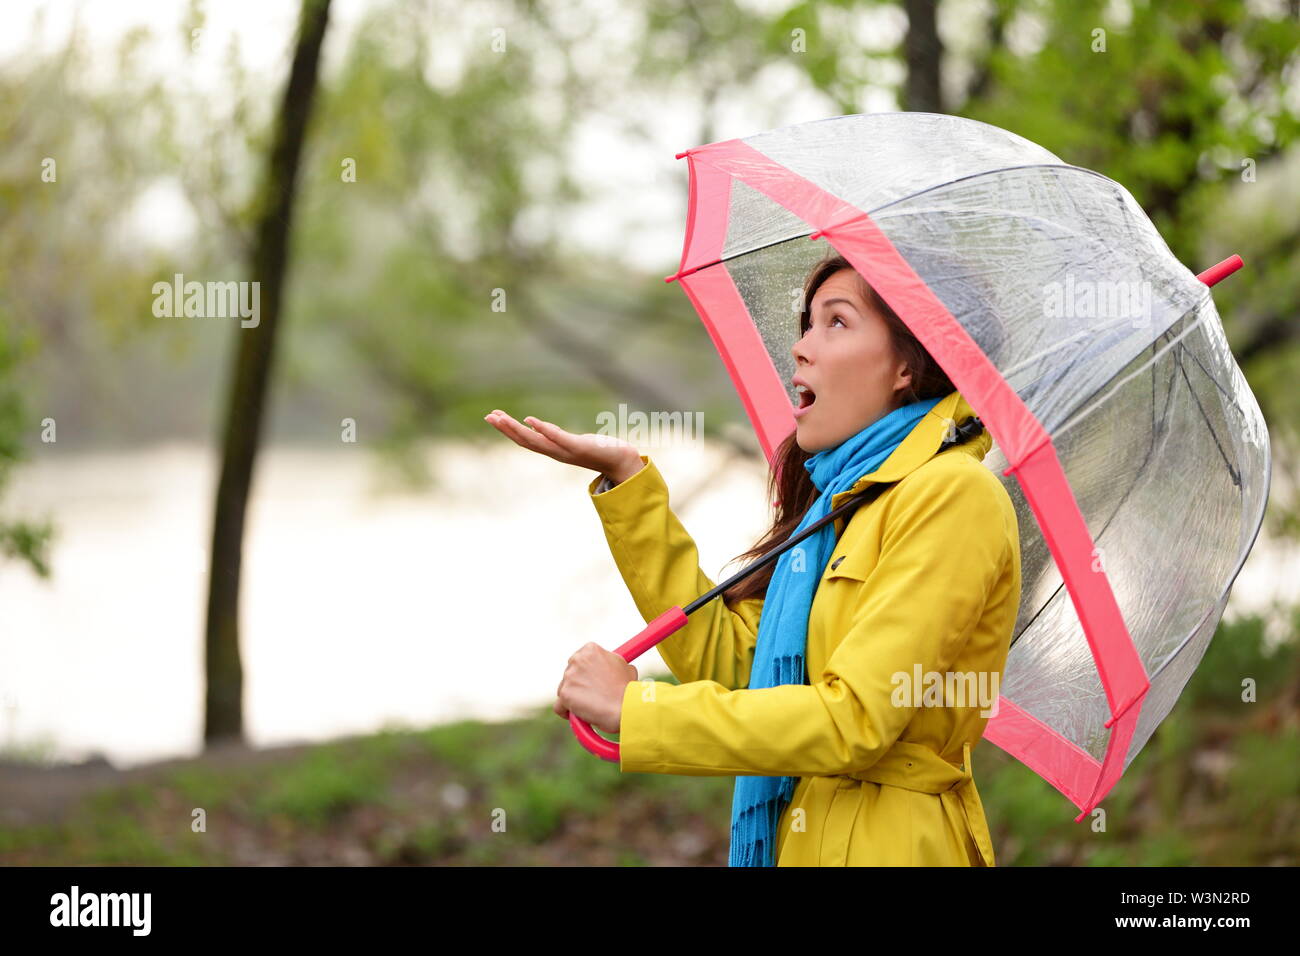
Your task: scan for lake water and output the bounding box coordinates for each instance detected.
[0,440,1293,769]
[0,439,772,768]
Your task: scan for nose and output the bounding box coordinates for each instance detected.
[791,327,810,365]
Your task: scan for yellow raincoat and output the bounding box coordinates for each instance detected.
[588,391,1021,866]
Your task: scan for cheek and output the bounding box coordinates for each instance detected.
[826,340,888,391]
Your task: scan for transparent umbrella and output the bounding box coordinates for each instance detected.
[639,111,1270,820]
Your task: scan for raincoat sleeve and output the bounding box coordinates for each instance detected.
[616,457,1012,777]
[588,454,763,691]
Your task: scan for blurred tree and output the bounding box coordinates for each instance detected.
[0,322,52,577]
[0,0,1294,855]
[0,20,179,575]
[712,0,1300,528]
[956,0,1300,535]
[276,0,768,490]
[205,0,333,743]
[903,0,944,111]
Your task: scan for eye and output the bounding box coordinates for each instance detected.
[802,312,847,335]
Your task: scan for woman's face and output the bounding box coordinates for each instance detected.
[790,268,912,454]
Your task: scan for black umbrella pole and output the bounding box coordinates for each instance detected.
[572,484,885,760]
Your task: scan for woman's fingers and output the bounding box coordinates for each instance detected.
[487,411,571,460]
[524,416,579,453]
[491,411,555,451]
[486,410,532,441]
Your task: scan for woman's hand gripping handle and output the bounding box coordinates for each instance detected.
[568,607,688,761]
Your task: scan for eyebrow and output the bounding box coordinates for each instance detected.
[817,297,859,312]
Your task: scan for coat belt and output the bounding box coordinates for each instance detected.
[843,739,996,866]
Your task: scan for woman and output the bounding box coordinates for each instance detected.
[484,254,1021,866]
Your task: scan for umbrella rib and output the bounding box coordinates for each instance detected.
[1008,576,1062,650]
[1049,307,1209,444]
[999,314,1148,386]
[1173,339,1241,487]
[1015,316,1246,693]
[1139,329,1249,682]
[668,119,1268,812]
[862,161,1117,219]
[1180,332,1252,422]
[1007,330,1180,655]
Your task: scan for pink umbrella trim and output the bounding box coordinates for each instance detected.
[664,139,1236,819]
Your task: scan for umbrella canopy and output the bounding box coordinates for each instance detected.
[665,111,1270,819]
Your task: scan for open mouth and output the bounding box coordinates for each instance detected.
[797,386,817,408]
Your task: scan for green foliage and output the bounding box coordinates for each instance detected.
[960,0,1300,497]
[5,0,1295,507]
[81,815,189,866]
[373,819,452,863]
[421,718,498,768]
[0,0,1297,867]
[0,312,53,577]
[251,744,391,827]
[978,749,1081,864]
[3,633,1297,866]
[1228,728,1300,821]
[1130,829,1200,867]
[981,609,1300,866]
[1183,607,1298,709]
[168,765,237,811]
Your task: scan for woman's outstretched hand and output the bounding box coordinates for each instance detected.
[483,409,643,483]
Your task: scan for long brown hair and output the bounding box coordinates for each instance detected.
[720,254,955,603]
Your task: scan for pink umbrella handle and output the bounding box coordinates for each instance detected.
[1197,254,1242,286]
[566,238,1238,759]
[568,606,689,762]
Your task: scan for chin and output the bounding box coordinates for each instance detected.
[795,429,824,454]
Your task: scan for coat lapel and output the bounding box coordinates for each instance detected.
[829,390,990,513]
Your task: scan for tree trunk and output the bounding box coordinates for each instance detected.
[204,0,332,744]
[902,0,944,113]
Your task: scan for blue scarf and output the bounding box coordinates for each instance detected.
[727,394,944,867]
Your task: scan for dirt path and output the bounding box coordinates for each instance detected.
[0,738,318,828]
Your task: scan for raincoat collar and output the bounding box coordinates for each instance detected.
[829,391,989,510]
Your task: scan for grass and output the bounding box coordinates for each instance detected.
[250,743,392,827]
[1,611,1296,865]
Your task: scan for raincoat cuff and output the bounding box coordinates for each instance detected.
[618,679,665,773]
[588,454,654,500]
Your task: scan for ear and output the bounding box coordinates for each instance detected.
[890,362,915,408]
